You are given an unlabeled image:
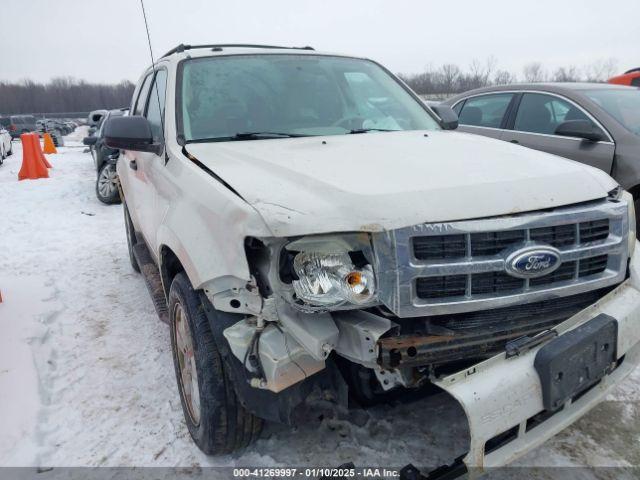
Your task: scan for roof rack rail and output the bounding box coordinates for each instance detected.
[160,43,315,59]
[624,67,640,74]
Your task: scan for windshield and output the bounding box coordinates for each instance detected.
[179,54,440,142]
[584,88,640,135]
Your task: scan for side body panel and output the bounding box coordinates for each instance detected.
[117,60,274,295]
[500,129,615,173]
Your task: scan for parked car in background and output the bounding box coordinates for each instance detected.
[0,124,12,164]
[88,109,108,130]
[446,83,640,224]
[83,109,126,204]
[609,68,640,87]
[104,44,640,476]
[36,119,65,147]
[0,115,37,138]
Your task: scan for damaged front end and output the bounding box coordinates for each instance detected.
[201,194,640,476]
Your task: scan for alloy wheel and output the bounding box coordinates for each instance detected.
[174,303,201,425]
[98,164,119,199]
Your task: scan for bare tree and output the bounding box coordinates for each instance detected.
[493,69,517,85]
[461,56,497,90]
[523,62,546,83]
[438,64,461,94]
[584,58,618,82]
[552,66,581,82]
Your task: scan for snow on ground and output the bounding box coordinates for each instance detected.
[1,129,639,478]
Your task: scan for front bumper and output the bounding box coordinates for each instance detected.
[435,244,640,476]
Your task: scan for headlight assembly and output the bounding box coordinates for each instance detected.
[292,251,377,308]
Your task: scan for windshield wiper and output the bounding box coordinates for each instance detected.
[232,132,309,140]
[348,128,397,134]
[185,132,310,144]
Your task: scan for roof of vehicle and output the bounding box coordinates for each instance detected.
[445,82,638,104]
[160,43,314,58]
[156,43,363,64]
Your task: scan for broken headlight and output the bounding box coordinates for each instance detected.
[292,252,376,308]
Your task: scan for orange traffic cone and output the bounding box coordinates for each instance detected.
[32,133,52,168]
[43,133,57,154]
[18,133,49,180]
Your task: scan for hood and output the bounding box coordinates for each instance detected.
[186,130,617,237]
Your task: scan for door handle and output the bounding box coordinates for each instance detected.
[129,160,138,170]
[510,140,520,144]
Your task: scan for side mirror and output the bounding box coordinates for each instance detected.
[83,136,98,146]
[555,120,604,142]
[431,105,459,130]
[104,116,162,154]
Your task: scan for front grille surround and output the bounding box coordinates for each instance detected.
[372,198,630,318]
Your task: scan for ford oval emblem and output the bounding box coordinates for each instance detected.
[505,246,561,279]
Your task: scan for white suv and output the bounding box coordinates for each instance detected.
[0,125,12,163]
[105,44,640,476]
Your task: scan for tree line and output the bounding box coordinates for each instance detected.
[399,58,619,97]
[0,77,135,115]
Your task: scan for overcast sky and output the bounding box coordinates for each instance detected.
[2,0,638,84]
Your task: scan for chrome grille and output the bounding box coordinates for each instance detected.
[373,199,629,317]
[413,220,609,259]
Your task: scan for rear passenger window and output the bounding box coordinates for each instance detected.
[458,94,513,128]
[133,74,153,116]
[514,93,593,135]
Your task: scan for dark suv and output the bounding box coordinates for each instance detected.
[83,109,126,204]
[0,115,37,138]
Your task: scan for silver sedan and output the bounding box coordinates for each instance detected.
[445,83,640,218]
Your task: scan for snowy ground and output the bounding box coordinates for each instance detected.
[1,129,639,478]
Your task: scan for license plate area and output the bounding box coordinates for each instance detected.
[534,314,617,411]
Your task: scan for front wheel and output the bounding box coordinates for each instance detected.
[96,163,121,204]
[169,272,262,455]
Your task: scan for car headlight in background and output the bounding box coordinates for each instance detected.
[292,252,376,308]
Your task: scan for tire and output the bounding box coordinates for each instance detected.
[96,163,121,205]
[123,203,141,273]
[7,142,12,156]
[169,272,262,455]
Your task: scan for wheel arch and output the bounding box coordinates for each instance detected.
[157,221,216,300]
[158,242,189,301]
